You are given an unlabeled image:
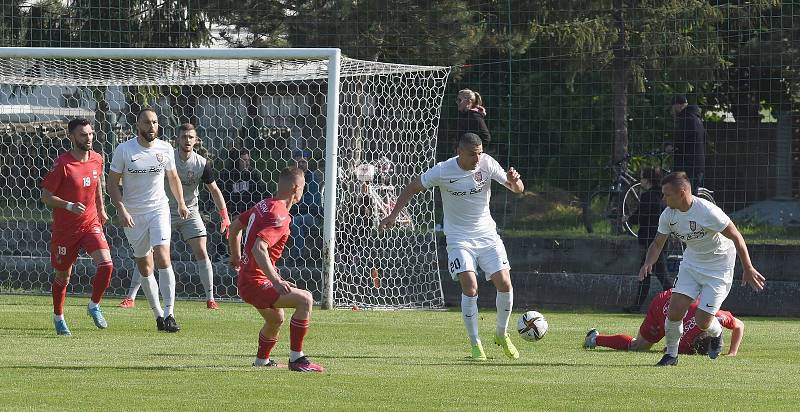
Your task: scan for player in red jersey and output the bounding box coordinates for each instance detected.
[40,118,113,336]
[583,289,745,356]
[228,167,324,372]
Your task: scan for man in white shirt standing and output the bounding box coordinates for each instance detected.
[639,172,765,366]
[108,109,189,332]
[379,133,525,361]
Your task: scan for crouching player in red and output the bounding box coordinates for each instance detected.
[228,167,324,372]
[583,289,745,356]
[41,118,114,336]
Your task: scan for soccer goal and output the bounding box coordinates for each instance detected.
[0,47,449,309]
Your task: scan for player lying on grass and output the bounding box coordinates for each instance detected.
[584,289,744,356]
[228,167,324,372]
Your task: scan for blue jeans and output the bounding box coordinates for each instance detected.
[290,214,318,258]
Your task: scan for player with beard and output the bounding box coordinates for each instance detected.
[41,118,114,336]
[119,123,230,309]
[108,109,189,332]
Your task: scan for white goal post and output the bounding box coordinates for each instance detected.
[0,47,450,309]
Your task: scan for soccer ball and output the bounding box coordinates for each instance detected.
[517,310,548,342]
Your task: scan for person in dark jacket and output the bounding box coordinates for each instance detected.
[669,95,706,193]
[220,149,265,216]
[289,149,323,258]
[624,167,670,313]
[452,89,491,154]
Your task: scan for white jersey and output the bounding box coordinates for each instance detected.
[657,196,735,274]
[420,154,507,247]
[110,138,175,215]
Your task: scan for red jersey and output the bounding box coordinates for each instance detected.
[640,289,700,343]
[679,309,737,354]
[41,151,103,235]
[237,198,291,287]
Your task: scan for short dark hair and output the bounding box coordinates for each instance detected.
[661,171,691,189]
[67,118,91,135]
[177,123,196,134]
[671,95,687,105]
[692,335,712,355]
[137,108,157,122]
[641,167,663,186]
[279,166,305,183]
[458,132,482,148]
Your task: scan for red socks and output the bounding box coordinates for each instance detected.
[52,277,68,315]
[289,318,309,352]
[596,334,634,350]
[257,332,278,359]
[91,261,113,304]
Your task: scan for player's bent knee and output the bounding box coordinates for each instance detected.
[54,271,70,283]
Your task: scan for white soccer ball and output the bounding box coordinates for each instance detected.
[517,310,548,342]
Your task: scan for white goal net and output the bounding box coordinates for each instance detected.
[0,48,449,309]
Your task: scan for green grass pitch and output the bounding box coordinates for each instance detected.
[1,295,798,411]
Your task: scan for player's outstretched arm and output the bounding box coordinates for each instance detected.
[721,222,766,291]
[252,238,294,295]
[227,218,244,271]
[503,167,524,193]
[41,188,86,215]
[378,176,424,231]
[727,317,745,357]
[166,168,189,219]
[639,233,669,280]
[205,181,231,237]
[107,171,133,227]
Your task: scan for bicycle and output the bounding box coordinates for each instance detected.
[582,150,715,237]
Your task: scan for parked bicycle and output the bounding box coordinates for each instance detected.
[582,150,715,237]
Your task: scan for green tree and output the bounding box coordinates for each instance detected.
[495,0,778,162]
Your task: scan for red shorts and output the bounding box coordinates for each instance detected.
[238,280,280,309]
[50,229,109,272]
[638,310,665,344]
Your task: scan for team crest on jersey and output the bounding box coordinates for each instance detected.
[690,221,697,231]
[155,153,165,164]
[473,171,482,181]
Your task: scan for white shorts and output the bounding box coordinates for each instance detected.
[446,239,510,281]
[673,264,734,314]
[172,211,207,241]
[123,207,172,258]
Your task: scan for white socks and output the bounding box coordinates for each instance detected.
[495,291,513,337]
[88,301,99,310]
[461,293,480,346]
[126,269,142,299]
[703,317,723,338]
[197,259,214,301]
[664,318,684,357]
[290,351,305,362]
[140,274,164,319]
[158,267,176,317]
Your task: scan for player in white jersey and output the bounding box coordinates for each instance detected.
[639,172,765,366]
[119,123,231,310]
[379,133,525,361]
[108,109,189,333]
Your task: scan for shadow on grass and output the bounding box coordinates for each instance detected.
[0,364,274,372]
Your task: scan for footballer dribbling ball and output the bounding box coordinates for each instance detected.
[517,310,548,342]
